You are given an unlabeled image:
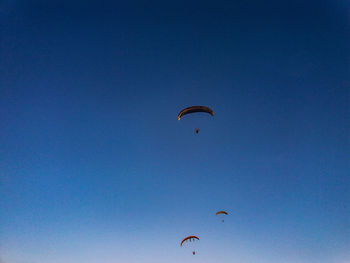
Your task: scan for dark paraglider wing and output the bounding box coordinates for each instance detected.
[178,106,214,120]
[216,211,228,215]
[180,236,200,246]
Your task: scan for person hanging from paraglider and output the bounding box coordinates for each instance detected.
[195,128,200,134]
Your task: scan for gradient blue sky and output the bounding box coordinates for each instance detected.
[1,1,349,262]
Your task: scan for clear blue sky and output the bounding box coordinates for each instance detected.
[1,0,349,262]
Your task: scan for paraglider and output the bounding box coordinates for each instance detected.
[178,106,214,134]
[180,235,200,255]
[216,210,228,222]
[177,106,214,120]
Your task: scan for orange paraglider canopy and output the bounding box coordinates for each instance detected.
[216,211,228,215]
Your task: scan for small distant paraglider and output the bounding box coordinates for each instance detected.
[177,105,214,120]
[216,210,228,222]
[181,235,200,255]
[178,106,214,134]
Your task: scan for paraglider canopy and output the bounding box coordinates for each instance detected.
[216,211,228,215]
[180,235,200,246]
[177,106,214,120]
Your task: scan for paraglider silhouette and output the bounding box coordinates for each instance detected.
[178,106,214,134]
[177,106,214,120]
[216,210,228,222]
[181,235,199,255]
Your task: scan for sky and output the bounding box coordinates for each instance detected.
[0,0,349,262]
